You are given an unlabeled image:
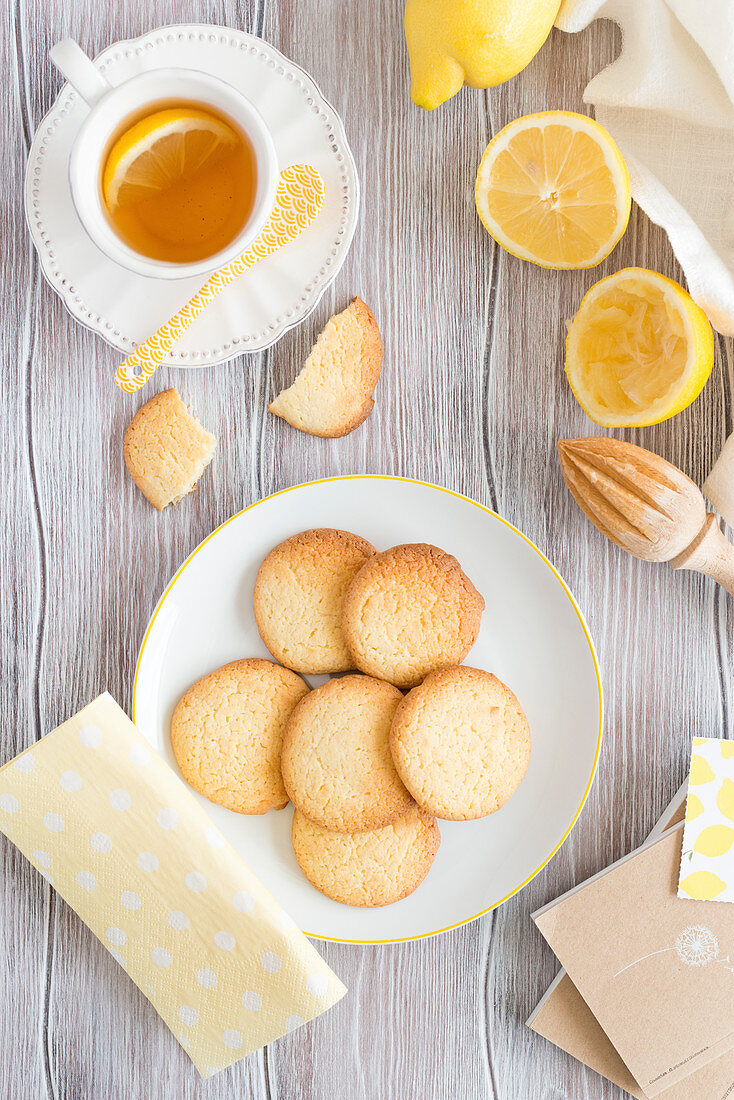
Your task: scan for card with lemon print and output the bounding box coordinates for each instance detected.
[679,738,734,903]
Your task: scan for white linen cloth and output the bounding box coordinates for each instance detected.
[556,0,734,335]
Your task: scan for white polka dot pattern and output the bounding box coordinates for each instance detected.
[109,788,131,811]
[232,890,255,914]
[205,827,225,849]
[222,1029,243,1050]
[90,832,112,853]
[214,931,236,951]
[306,974,329,998]
[157,808,178,830]
[129,744,150,766]
[78,724,102,748]
[0,693,346,1077]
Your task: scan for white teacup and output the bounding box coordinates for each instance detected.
[50,39,278,281]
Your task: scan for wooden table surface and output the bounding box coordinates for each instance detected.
[2,2,733,1098]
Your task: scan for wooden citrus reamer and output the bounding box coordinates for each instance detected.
[557,437,734,596]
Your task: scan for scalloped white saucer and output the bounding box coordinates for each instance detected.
[25,25,359,365]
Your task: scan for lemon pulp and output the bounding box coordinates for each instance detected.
[565,268,714,427]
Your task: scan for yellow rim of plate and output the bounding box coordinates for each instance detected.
[132,475,603,944]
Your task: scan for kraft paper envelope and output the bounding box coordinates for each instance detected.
[530,786,734,1098]
[529,972,734,1100]
[529,971,645,1099]
[534,824,734,1097]
[528,785,689,1099]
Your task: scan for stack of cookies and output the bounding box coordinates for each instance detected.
[171,528,531,908]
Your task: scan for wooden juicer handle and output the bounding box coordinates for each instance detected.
[671,514,734,596]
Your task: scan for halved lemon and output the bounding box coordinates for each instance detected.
[475,110,631,269]
[565,268,715,427]
[102,107,239,210]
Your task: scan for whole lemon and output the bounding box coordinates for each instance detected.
[404,0,562,110]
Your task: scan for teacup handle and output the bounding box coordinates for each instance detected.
[50,39,111,108]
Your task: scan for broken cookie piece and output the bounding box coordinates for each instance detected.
[269,297,382,437]
[123,388,216,510]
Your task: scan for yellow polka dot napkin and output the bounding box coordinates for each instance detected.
[0,693,346,1077]
[679,737,734,902]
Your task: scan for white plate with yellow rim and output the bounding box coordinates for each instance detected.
[133,477,602,944]
[25,24,358,364]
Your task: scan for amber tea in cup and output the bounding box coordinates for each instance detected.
[101,101,258,264]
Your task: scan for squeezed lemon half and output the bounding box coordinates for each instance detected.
[475,110,631,269]
[565,267,714,427]
[102,107,239,210]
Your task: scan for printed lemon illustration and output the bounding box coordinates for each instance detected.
[404,0,562,110]
[686,794,704,822]
[475,112,631,270]
[679,871,727,900]
[565,268,715,426]
[689,754,715,786]
[722,742,734,759]
[717,778,734,822]
[694,825,734,857]
[102,108,240,210]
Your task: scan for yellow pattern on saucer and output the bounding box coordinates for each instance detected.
[0,694,346,1077]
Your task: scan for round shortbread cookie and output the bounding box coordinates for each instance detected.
[281,674,413,831]
[254,528,376,674]
[171,658,309,815]
[342,543,485,688]
[390,666,531,821]
[292,806,440,907]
